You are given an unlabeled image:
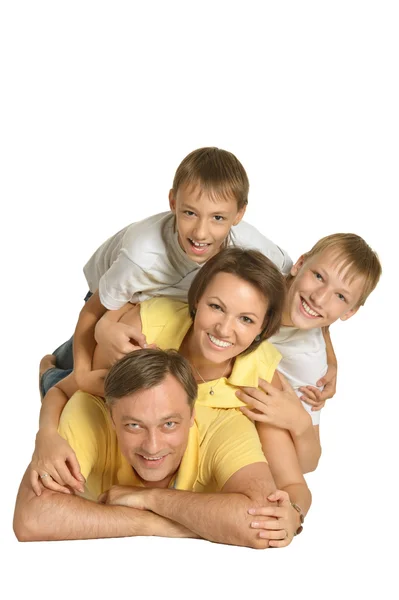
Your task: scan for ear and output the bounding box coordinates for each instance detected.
[290,255,306,277]
[232,203,247,226]
[340,306,360,322]
[189,407,196,427]
[169,189,176,213]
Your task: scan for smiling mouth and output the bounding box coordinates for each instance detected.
[188,238,211,254]
[208,333,233,349]
[301,297,322,318]
[137,455,167,466]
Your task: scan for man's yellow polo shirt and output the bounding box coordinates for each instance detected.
[139,297,282,408]
[59,391,267,501]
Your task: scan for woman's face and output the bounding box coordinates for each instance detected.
[192,272,268,364]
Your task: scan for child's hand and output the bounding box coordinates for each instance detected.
[95,319,149,364]
[300,363,337,410]
[29,430,85,496]
[248,490,300,548]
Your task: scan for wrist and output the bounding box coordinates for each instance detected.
[292,410,312,438]
[290,501,305,535]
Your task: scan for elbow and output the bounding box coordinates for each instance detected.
[304,446,322,474]
[13,509,42,542]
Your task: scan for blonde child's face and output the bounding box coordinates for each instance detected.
[282,249,366,330]
[169,183,246,264]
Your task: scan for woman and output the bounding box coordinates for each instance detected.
[31,248,311,543]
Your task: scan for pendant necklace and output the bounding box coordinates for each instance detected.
[192,360,232,395]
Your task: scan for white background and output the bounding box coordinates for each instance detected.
[1,1,398,598]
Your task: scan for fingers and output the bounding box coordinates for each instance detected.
[30,469,43,497]
[125,327,147,348]
[236,387,268,407]
[267,489,290,506]
[239,406,268,423]
[256,527,288,541]
[299,385,322,406]
[38,472,72,495]
[67,452,85,483]
[248,506,288,519]
[53,461,85,493]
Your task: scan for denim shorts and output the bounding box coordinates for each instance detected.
[40,291,92,397]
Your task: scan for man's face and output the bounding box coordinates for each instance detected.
[169,183,246,264]
[110,374,195,488]
[283,249,365,330]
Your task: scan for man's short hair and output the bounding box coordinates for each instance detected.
[104,348,198,409]
[299,233,382,307]
[172,147,249,210]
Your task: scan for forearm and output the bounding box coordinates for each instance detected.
[323,326,337,367]
[290,414,321,473]
[146,488,270,548]
[73,311,99,378]
[38,386,69,433]
[14,481,195,542]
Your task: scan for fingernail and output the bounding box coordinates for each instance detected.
[248,508,256,514]
[258,532,268,539]
[251,522,259,528]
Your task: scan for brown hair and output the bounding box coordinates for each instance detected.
[172,147,249,210]
[292,233,382,307]
[104,348,198,409]
[188,247,286,355]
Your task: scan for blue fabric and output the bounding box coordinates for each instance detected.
[40,291,93,396]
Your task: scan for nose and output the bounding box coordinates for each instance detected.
[192,217,208,241]
[310,286,331,307]
[141,429,162,456]
[215,314,234,339]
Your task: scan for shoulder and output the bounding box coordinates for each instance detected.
[140,297,189,326]
[121,212,174,261]
[230,220,291,272]
[59,392,109,436]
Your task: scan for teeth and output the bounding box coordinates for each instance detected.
[190,239,209,247]
[301,299,321,317]
[142,456,163,461]
[209,334,232,348]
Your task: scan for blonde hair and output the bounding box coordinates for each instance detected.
[296,233,382,307]
[172,147,249,209]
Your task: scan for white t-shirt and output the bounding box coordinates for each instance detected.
[83,211,292,310]
[269,326,327,426]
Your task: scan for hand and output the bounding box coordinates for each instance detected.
[300,363,337,410]
[95,319,151,364]
[98,485,150,510]
[248,489,300,548]
[236,372,310,435]
[75,368,108,396]
[29,430,85,496]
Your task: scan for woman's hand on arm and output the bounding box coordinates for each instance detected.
[247,489,303,547]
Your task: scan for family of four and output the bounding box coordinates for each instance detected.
[13,147,381,548]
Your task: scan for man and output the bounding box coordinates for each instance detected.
[14,348,307,547]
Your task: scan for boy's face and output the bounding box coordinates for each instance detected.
[282,249,366,330]
[169,183,246,264]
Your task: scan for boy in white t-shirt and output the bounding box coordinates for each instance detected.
[236,233,382,472]
[40,147,293,397]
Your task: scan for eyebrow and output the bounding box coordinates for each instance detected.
[208,296,261,318]
[181,203,231,215]
[121,413,183,423]
[316,267,353,296]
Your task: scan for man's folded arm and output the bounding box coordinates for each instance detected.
[13,469,195,542]
[144,461,276,549]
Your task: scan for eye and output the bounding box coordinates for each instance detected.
[126,423,141,431]
[164,421,177,430]
[183,210,196,217]
[209,303,223,311]
[314,272,323,281]
[213,215,225,222]
[337,293,346,302]
[240,316,254,324]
